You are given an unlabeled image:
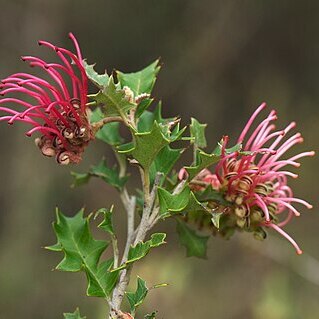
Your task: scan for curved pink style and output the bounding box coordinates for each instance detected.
[0,33,92,165]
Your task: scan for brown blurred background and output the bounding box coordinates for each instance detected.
[0,1,319,318]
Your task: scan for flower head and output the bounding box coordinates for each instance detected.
[0,33,92,164]
[186,103,314,254]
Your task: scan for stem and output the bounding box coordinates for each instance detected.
[108,171,163,319]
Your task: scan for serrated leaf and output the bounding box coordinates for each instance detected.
[63,308,86,319]
[190,118,207,148]
[90,159,128,190]
[118,121,174,170]
[126,233,166,265]
[126,277,148,313]
[90,107,124,145]
[48,208,119,297]
[117,59,160,96]
[83,60,109,89]
[176,220,209,259]
[184,150,221,181]
[96,207,115,235]
[90,76,135,118]
[157,186,190,215]
[196,185,230,207]
[149,145,183,185]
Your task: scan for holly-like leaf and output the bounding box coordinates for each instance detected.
[47,208,119,298]
[90,76,135,118]
[184,150,221,181]
[176,220,209,258]
[90,159,128,190]
[90,107,124,146]
[158,186,190,216]
[190,118,207,148]
[118,121,181,170]
[149,145,184,184]
[126,233,166,264]
[117,59,160,96]
[63,308,86,319]
[83,60,109,89]
[126,277,148,314]
[96,207,115,235]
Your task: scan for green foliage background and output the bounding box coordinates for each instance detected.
[0,1,318,318]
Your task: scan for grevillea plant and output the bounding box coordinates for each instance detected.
[0,34,315,319]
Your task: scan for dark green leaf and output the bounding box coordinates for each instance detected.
[117,59,160,96]
[83,60,109,89]
[90,107,124,146]
[96,207,115,235]
[90,76,135,118]
[126,277,148,313]
[126,233,166,265]
[176,220,209,259]
[47,208,119,297]
[157,187,190,216]
[190,118,207,148]
[63,308,86,319]
[90,159,128,190]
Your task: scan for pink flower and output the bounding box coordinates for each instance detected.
[0,33,92,164]
[213,103,314,254]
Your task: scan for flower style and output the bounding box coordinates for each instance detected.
[185,103,314,254]
[0,33,92,164]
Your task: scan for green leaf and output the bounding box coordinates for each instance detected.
[190,118,207,148]
[196,185,230,207]
[126,277,148,313]
[117,59,161,96]
[90,76,135,118]
[90,107,124,146]
[118,121,173,170]
[96,207,115,235]
[211,212,223,229]
[63,308,86,319]
[176,220,209,259]
[83,60,109,89]
[90,159,128,190]
[149,145,184,184]
[48,208,119,297]
[126,233,166,265]
[157,187,190,216]
[184,150,221,181]
[70,172,91,188]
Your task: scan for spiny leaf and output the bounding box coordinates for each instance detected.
[90,76,135,118]
[176,219,209,259]
[127,233,166,264]
[96,206,115,235]
[83,60,109,89]
[190,118,207,148]
[126,277,148,313]
[63,308,86,319]
[117,59,161,96]
[184,150,221,181]
[144,311,157,319]
[48,208,119,297]
[90,107,124,146]
[157,187,190,216]
[71,159,128,190]
[118,121,183,170]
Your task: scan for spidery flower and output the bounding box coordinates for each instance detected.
[0,33,92,164]
[183,103,314,254]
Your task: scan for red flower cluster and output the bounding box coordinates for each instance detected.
[182,103,314,254]
[0,33,92,164]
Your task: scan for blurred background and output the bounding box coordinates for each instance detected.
[0,1,319,318]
